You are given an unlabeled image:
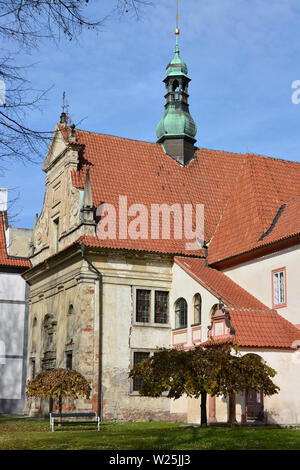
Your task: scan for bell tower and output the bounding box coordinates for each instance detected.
[156,2,197,165]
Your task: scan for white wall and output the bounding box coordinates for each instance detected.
[223,245,300,325]
[0,271,28,411]
[171,262,219,345]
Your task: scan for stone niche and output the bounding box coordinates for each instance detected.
[41,313,57,371]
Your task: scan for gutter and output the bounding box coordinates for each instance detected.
[80,243,103,421]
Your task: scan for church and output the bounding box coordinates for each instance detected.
[22,26,300,425]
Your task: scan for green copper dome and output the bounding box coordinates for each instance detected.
[156,107,197,141]
[156,38,197,143]
[166,44,189,78]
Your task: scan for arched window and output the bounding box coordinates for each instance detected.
[208,304,219,326]
[175,298,187,329]
[172,79,179,92]
[193,294,202,325]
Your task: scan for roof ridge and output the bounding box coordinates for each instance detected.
[72,127,161,146]
[246,152,300,166]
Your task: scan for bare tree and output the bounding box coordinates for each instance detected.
[0,1,151,168]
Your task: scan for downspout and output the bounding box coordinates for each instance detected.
[80,243,103,421]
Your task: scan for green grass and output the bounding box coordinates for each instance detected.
[1,416,300,450]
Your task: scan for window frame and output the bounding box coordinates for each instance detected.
[154,290,169,324]
[135,288,151,323]
[133,287,170,327]
[272,267,287,309]
[174,298,188,329]
[131,350,151,393]
[192,293,202,326]
[130,349,169,396]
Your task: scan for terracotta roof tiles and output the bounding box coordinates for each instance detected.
[0,213,31,268]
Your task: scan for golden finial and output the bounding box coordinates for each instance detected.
[175,0,180,35]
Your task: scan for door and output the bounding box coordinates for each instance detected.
[246,388,264,421]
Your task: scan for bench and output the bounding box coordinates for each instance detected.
[49,412,100,432]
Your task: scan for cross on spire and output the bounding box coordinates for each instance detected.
[60,91,70,126]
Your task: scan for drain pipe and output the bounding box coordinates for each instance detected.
[80,243,103,421]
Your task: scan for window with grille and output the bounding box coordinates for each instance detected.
[175,298,188,329]
[133,351,150,391]
[273,269,286,307]
[136,289,151,322]
[155,291,169,324]
[193,293,202,324]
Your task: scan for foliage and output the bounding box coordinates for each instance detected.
[129,343,279,400]
[26,368,91,401]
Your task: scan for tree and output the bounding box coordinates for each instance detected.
[129,343,279,427]
[0,1,151,170]
[26,368,91,415]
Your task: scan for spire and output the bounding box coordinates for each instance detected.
[156,0,197,165]
[81,168,95,225]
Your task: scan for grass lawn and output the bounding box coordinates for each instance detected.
[0,416,300,450]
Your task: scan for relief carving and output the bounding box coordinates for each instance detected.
[69,187,80,228]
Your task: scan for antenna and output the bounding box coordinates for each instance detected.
[61,91,71,126]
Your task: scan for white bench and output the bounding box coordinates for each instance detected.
[50,412,100,432]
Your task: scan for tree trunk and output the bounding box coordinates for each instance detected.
[58,395,62,427]
[59,395,62,415]
[228,393,237,425]
[200,391,208,427]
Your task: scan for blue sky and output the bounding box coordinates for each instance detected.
[2,0,300,228]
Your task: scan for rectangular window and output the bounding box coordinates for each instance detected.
[66,352,73,370]
[133,351,150,391]
[273,268,286,307]
[136,289,151,323]
[155,291,169,324]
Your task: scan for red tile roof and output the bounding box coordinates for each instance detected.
[208,154,300,265]
[58,127,300,262]
[65,127,245,256]
[175,257,300,350]
[0,213,31,268]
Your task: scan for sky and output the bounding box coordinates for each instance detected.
[2,0,300,228]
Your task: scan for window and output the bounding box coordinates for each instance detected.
[136,289,151,322]
[53,217,59,252]
[272,268,287,307]
[193,294,202,325]
[132,351,150,391]
[155,291,169,324]
[66,304,75,344]
[31,359,36,379]
[175,298,187,329]
[66,352,73,370]
[32,317,37,352]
